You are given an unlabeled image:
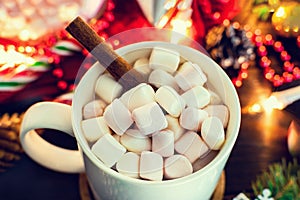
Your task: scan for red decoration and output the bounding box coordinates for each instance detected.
[0,0,115,103]
[253,31,300,87]
[192,0,240,44]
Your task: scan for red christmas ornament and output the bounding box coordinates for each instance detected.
[287,120,300,156]
[192,0,240,44]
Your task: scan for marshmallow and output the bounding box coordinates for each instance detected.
[149,47,180,74]
[91,134,126,167]
[132,102,168,136]
[175,62,207,91]
[152,130,174,157]
[203,105,229,128]
[133,57,152,81]
[148,69,180,91]
[103,99,134,136]
[81,116,111,143]
[140,151,163,181]
[175,131,209,163]
[116,152,140,178]
[83,99,106,119]
[155,85,185,117]
[181,85,211,108]
[201,117,225,150]
[165,115,185,141]
[179,107,208,131]
[208,90,223,105]
[120,83,155,111]
[164,154,193,179]
[95,73,123,103]
[120,129,151,153]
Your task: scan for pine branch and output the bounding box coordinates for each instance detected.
[252,158,300,199]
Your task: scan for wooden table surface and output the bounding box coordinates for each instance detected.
[224,66,299,199]
[0,1,300,199]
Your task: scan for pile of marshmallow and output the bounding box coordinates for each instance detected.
[81,47,229,181]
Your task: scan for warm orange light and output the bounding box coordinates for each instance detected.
[265,70,274,80]
[241,71,248,79]
[25,46,33,53]
[213,12,221,20]
[274,7,287,18]
[7,45,15,51]
[254,29,262,36]
[275,25,282,31]
[262,95,284,112]
[274,41,283,51]
[255,36,262,44]
[157,16,169,29]
[264,34,273,45]
[232,22,240,29]
[38,48,45,55]
[283,26,290,32]
[245,31,253,39]
[293,26,299,33]
[258,45,267,56]
[243,24,251,31]
[234,79,242,87]
[18,46,25,53]
[241,62,249,69]
[0,49,36,75]
[223,19,230,27]
[265,34,273,41]
[19,30,30,41]
[248,103,262,114]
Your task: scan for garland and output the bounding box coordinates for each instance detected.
[205,19,300,88]
[252,31,300,87]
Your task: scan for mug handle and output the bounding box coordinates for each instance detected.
[19,102,85,173]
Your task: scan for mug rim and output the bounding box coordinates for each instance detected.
[72,41,241,185]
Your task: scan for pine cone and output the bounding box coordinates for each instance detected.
[205,22,255,79]
[0,113,24,172]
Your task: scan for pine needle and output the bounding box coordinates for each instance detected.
[252,158,300,199]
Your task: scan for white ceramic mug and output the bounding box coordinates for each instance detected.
[20,41,241,200]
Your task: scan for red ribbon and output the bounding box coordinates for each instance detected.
[192,0,240,44]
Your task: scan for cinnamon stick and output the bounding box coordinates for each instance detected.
[66,16,142,89]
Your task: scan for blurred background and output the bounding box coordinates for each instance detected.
[0,0,300,199]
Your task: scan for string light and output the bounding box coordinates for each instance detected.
[0,0,115,92]
[271,2,300,37]
[253,30,300,87]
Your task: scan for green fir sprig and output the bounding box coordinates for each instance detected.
[252,158,300,200]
